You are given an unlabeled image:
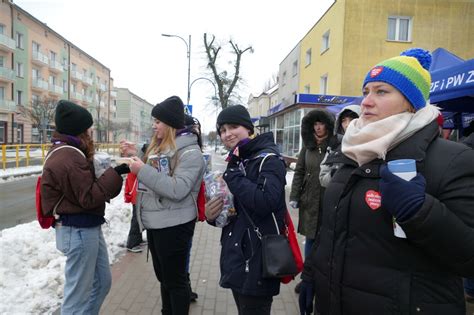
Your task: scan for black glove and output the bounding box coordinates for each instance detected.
[380,164,426,222]
[298,280,315,315]
[114,163,130,176]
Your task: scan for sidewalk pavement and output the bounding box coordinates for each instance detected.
[100,216,302,315]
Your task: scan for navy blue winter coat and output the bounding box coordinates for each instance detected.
[220,132,287,297]
[302,121,474,315]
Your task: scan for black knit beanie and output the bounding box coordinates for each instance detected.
[151,96,185,129]
[216,105,254,135]
[55,100,93,136]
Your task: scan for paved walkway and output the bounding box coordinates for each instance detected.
[100,218,302,315]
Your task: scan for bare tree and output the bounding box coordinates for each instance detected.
[17,97,57,143]
[263,72,278,91]
[109,121,133,142]
[207,130,217,145]
[204,33,253,109]
[94,88,108,142]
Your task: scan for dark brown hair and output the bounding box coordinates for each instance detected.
[77,132,95,162]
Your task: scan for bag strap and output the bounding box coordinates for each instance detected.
[43,145,86,217]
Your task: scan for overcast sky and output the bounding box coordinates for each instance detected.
[15,0,334,133]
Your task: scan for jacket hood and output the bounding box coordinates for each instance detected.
[238,132,280,159]
[301,109,335,150]
[335,105,361,135]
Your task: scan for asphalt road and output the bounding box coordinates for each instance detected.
[0,176,37,230]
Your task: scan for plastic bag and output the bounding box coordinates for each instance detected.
[204,171,236,227]
[94,151,111,178]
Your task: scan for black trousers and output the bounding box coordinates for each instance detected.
[126,205,143,248]
[147,220,195,315]
[232,290,273,315]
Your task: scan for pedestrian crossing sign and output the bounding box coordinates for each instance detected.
[184,104,192,115]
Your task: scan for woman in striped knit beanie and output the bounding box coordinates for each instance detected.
[298,48,474,315]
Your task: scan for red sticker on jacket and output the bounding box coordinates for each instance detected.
[370,66,384,78]
[365,190,381,210]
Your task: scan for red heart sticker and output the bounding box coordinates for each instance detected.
[365,190,381,210]
[370,66,383,78]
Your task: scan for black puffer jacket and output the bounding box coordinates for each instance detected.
[302,121,474,315]
[220,132,287,296]
[290,109,338,238]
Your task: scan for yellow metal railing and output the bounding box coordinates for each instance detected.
[1,143,120,170]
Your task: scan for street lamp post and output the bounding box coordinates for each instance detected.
[189,77,219,151]
[162,33,191,106]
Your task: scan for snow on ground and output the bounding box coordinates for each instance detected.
[0,165,43,182]
[0,190,133,314]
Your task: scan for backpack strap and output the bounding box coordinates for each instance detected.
[42,145,86,174]
[42,145,86,217]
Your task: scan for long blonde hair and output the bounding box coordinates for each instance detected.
[144,125,177,163]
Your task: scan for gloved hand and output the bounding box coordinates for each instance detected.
[379,164,426,222]
[114,163,131,176]
[205,196,224,221]
[298,280,314,315]
[289,200,299,209]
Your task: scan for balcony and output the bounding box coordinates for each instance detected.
[0,34,16,52]
[32,51,49,66]
[49,84,64,95]
[0,67,15,82]
[70,70,83,81]
[32,78,49,91]
[82,76,93,86]
[0,99,16,112]
[71,92,83,101]
[49,60,63,73]
[110,90,117,98]
[100,83,107,91]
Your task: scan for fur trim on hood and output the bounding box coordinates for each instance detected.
[301,109,335,150]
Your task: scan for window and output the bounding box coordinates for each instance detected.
[62,57,68,70]
[304,84,310,94]
[321,30,330,53]
[292,61,298,76]
[17,124,24,144]
[320,74,328,94]
[0,56,4,67]
[32,41,40,52]
[16,90,23,105]
[49,75,56,86]
[50,51,56,62]
[0,24,4,35]
[387,16,412,42]
[32,68,39,79]
[15,32,24,49]
[16,62,24,77]
[305,48,312,66]
[0,121,6,143]
[281,71,287,86]
[63,79,68,92]
[32,94,39,105]
[71,63,77,72]
[0,86,4,99]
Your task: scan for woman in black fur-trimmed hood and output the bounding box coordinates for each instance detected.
[289,109,338,267]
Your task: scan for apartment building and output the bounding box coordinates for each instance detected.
[267,0,473,158]
[114,88,153,144]
[247,84,278,134]
[0,0,116,143]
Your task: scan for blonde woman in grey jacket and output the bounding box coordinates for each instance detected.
[124,96,205,315]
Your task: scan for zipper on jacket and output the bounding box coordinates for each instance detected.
[245,228,254,273]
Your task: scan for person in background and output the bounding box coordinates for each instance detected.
[205,105,287,315]
[319,105,361,187]
[288,108,338,293]
[123,172,144,253]
[41,100,127,314]
[298,48,474,315]
[123,96,205,314]
[184,114,203,302]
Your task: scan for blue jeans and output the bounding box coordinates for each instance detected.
[304,238,315,259]
[56,224,111,315]
[465,278,474,296]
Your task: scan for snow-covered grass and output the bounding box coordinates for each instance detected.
[0,165,43,182]
[0,190,133,314]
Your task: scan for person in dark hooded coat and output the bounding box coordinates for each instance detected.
[289,108,337,292]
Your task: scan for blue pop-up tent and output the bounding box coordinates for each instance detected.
[430,48,474,113]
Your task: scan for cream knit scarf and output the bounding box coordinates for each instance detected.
[342,105,440,166]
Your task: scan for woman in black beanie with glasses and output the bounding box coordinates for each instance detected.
[205,105,287,314]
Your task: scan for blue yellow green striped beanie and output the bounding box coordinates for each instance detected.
[363,48,432,111]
